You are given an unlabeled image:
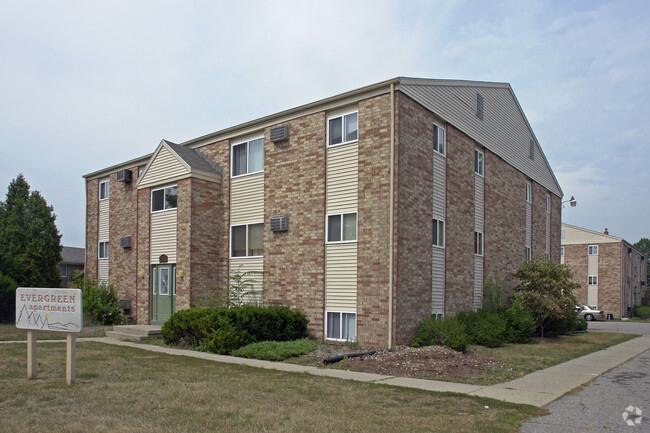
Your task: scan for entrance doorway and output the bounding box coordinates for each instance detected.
[150,264,176,324]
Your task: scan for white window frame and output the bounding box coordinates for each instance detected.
[325,311,357,341]
[433,218,445,248]
[151,185,178,213]
[230,222,264,258]
[588,245,599,256]
[525,246,531,262]
[327,110,358,147]
[231,136,265,178]
[474,149,484,176]
[526,181,532,203]
[326,212,357,244]
[98,241,109,259]
[433,122,446,156]
[546,194,551,213]
[588,275,598,285]
[561,246,565,256]
[474,231,483,256]
[99,179,110,200]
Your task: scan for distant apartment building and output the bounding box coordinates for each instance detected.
[83,77,563,347]
[58,246,85,288]
[561,223,647,318]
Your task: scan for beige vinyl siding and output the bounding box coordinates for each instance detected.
[431,247,445,314]
[98,260,109,283]
[150,210,177,263]
[432,151,446,315]
[400,81,562,197]
[525,202,532,248]
[561,224,621,245]
[326,143,358,214]
[98,200,109,240]
[588,252,599,307]
[473,257,483,310]
[432,153,446,219]
[139,145,188,189]
[231,172,264,225]
[545,215,551,257]
[325,243,357,311]
[229,257,264,305]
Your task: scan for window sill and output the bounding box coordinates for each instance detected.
[231,170,264,180]
[327,139,358,149]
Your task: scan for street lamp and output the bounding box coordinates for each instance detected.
[562,195,577,208]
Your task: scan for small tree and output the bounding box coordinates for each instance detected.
[513,259,578,338]
[215,269,263,308]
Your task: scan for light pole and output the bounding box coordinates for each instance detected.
[562,195,577,208]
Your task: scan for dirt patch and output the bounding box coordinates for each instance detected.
[296,344,511,383]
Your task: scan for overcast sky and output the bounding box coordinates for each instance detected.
[1,0,648,248]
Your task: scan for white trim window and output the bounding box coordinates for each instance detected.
[98,241,109,259]
[232,137,264,177]
[474,231,483,256]
[474,149,484,176]
[433,218,445,248]
[151,185,177,212]
[588,275,598,285]
[99,179,110,200]
[588,245,599,256]
[327,212,357,243]
[525,246,531,262]
[328,111,358,147]
[231,223,264,258]
[561,246,565,256]
[326,311,356,341]
[526,181,532,203]
[433,123,446,156]
[546,194,551,213]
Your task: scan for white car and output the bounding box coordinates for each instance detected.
[575,305,607,321]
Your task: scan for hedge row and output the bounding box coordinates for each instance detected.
[161,305,308,354]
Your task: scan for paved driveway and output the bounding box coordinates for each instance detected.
[521,339,650,432]
[587,320,650,335]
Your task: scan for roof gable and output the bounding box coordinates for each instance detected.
[561,223,622,245]
[137,140,221,189]
[398,78,562,197]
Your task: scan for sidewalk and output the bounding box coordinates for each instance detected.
[73,334,650,408]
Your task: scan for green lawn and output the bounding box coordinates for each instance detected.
[0,341,540,433]
[0,323,107,341]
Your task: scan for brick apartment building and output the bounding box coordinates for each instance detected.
[561,223,647,318]
[83,77,563,347]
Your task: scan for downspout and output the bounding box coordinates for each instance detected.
[388,83,395,349]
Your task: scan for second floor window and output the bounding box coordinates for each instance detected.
[475,149,484,176]
[98,241,109,259]
[433,123,446,155]
[433,218,445,248]
[231,223,263,257]
[327,213,357,243]
[152,186,177,212]
[99,180,110,200]
[588,245,598,256]
[328,111,358,146]
[232,137,264,177]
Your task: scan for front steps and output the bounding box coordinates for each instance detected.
[105,325,162,342]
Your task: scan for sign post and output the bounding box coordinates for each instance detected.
[15,287,83,384]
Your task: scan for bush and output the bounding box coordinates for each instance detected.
[232,338,317,361]
[457,310,508,348]
[0,271,18,323]
[412,316,470,352]
[502,296,537,344]
[633,304,650,320]
[161,305,309,354]
[544,309,587,337]
[74,275,123,326]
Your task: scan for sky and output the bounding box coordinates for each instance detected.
[1,0,649,248]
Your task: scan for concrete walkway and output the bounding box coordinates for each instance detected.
[67,333,650,408]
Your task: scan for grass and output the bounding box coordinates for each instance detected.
[232,338,317,361]
[0,323,108,341]
[0,341,539,433]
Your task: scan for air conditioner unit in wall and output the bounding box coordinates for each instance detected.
[270,215,288,232]
[270,125,290,143]
[120,236,132,248]
[116,169,133,183]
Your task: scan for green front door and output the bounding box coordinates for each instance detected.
[151,264,176,324]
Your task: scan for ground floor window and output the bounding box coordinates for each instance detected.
[326,311,356,341]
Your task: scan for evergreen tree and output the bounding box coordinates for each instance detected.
[0,174,62,321]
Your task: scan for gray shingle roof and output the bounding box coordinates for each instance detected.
[61,246,85,264]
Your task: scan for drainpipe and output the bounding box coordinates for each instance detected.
[388,83,395,349]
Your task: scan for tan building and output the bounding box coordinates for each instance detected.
[561,223,647,318]
[84,77,564,347]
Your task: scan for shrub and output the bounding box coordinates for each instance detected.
[483,278,509,312]
[0,271,18,323]
[198,316,255,354]
[161,307,217,347]
[502,296,537,344]
[633,304,650,320]
[457,310,508,348]
[412,316,470,352]
[544,309,586,337]
[73,274,123,326]
[232,338,317,361]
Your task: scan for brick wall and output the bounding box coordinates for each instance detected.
[108,167,140,319]
[564,244,589,305]
[393,93,432,345]
[262,113,327,340]
[550,195,562,263]
[175,178,192,311]
[85,178,99,281]
[598,242,622,317]
[484,150,527,291]
[444,123,475,313]
[135,187,151,324]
